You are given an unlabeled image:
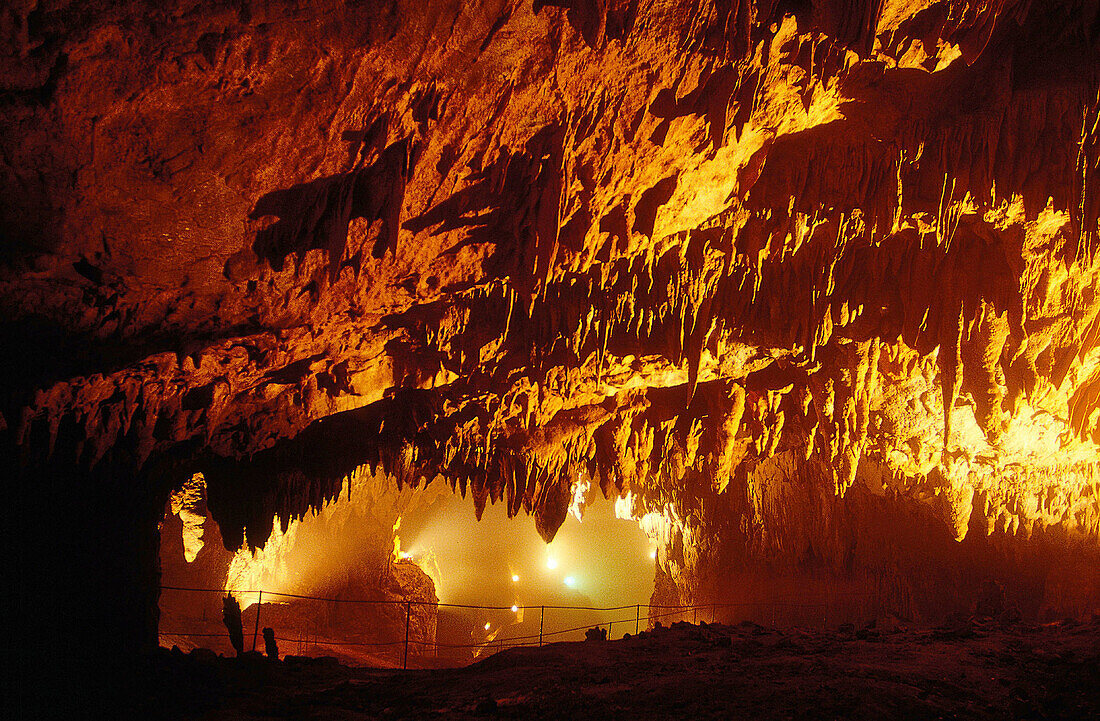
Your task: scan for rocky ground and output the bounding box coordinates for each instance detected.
[133,617,1100,720]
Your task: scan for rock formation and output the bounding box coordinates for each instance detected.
[2,0,1099,695]
[159,468,440,661]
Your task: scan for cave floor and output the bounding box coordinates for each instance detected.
[147,617,1099,720]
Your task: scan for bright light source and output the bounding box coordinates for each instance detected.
[484,621,491,631]
[511,605,518,613]
[512,574,519,583]
[399,551,412,559]
[649,549,657,559]
[563,576,576,587]
[546,558,558,570]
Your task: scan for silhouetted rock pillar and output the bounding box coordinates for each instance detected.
[263,627,278,659]
[222,595,245,655]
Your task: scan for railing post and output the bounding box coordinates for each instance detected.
[608,619,612,640]
[539,606,545,647]
[251,589,262,652]
[403,601,411,670]
[635,604,640,634]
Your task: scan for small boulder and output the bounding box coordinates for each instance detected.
[585,626,608,641]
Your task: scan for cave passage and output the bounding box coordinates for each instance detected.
[400,486,656,654]
[159,470,656,666]
[401,486,655,608]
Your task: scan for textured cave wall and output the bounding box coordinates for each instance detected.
[646,452,1100,625]
[158,473,235,630]
[2,0,1100,682]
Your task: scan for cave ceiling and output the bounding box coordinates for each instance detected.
[2,0,1099,582]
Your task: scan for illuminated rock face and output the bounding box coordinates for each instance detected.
[159,470,439,659]
[3,0,1100,655]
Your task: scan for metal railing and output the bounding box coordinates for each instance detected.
[159,585,831,669]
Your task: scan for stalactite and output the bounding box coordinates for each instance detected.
[4,1,1100,668]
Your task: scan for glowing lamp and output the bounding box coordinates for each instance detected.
[649,549,657,559]
[484,621,491,631]
[511,605,518,613]
[546,558,558,570]
[512,574,519,583]
[563,576,576,587]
